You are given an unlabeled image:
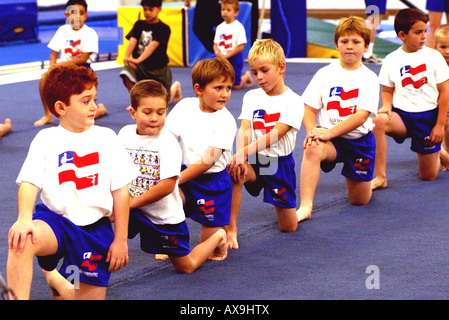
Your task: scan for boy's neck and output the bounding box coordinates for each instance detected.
[225,18,236,24]
[339,60,362,71]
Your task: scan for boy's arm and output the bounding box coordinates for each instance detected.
[235,122,291,161]
[8,182,40,252]
[125,41,160,66]
[431,80,449,144]
[129,176,178,209]
[308,110,370,142]
[179,146,224,184]
[51,52,93,67]
[49,50,59,67]
[378,85,394,119]
[123,37,138,67]
[223,43,245,59]
[107,185,130,272]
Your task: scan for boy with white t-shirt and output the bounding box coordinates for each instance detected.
[227,39,304,249]
[296,16,379,223]
[371,9,449,190]
[213,0,253,90]
[7,65,137,300]
[34,0,107,127]
[165,57,236,253]
[119,80,227,272]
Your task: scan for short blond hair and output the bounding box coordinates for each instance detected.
[334,16,370,46]
[248,39,285,68]
[435,24,449,45]
[221,0,239,11]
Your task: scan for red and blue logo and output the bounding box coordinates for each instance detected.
[58,151,99,190]
[400,64,427,89]
[327,87,359,117]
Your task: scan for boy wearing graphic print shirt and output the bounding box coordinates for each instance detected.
[296,16,379,223]
[371,9,449,190]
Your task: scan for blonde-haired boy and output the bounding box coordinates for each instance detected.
[297,16,379,222]
[227,39,304,249]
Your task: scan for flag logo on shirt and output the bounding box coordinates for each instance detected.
[64,39,82,58]
[218,34,233,50]
[400,64,427,89]
[58,151,99,190]
[253,109,281,133]
[327,87,359,117]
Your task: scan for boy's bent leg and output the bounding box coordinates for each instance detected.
[226,164,256,249]
[76,282,106,300]
[170,229,227,274]
[276,207,298,233]
[346,179,372,205]
[418,152,440,180]
[371,112,407,190]
[7,220,58,300]
[297,140,337,222]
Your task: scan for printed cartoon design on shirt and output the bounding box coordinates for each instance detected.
[327,86,359,118]
[252,109,281,135]
[218,33,233,50]
[197,199,215,222]
[127,148,160,197]
[400,64,427,89]
[58,151,99,190]
[138,30,153,55]
[64,39,82,58]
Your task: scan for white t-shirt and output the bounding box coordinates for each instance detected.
[379,46,449,113]
[214,20,247,55]
[165,97,237,173]
[48,24,98,63]
[238,88,304,157]
[303,62,379,140]
[118,125,185,225]
[16,125,138,226]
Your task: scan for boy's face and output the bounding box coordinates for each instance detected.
[250,58,286,96]
[65,4,88,30]
[436,37,449,64]
[57,86,98,133]
[129,96,167,136]
[336,31,368,69]
[143,5,161,24]
[194,77,233,113]
[221,4,238,23]
[399,20,427,53]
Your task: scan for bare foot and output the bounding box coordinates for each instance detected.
[170,81,182,103]
[440,149,449,171]
[208,229,228,261]
[95,103,108,119]
[226,230,239,250]
[155,254,169,260]
[34,114,53,127]
[244,71,254,87]
[371,177,387,190]
[0,118,12,137]
[296,207,312,223]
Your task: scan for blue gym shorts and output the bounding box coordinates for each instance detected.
[180,166,232,228]
[245,153,297,208]
[321,132,376,182]
[426,0,449,13]
[392,107,441,154]
[128,208,190,257]
[33,204,114,287]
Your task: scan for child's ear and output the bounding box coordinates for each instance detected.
[128,106,137,120]
[397,30,406,41]
[279,62,286,75]
[193,83,203,96]
[54,101,66,117]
